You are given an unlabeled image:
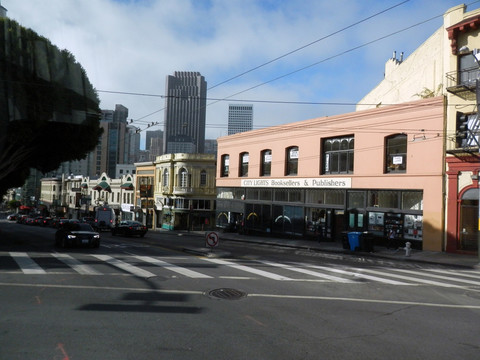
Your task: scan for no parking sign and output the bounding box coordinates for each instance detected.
[205,231,219,248]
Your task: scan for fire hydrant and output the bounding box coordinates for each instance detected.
[405,242,412,257]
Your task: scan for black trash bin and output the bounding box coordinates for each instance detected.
[360,231,374,252]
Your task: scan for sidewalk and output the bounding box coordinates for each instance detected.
[169,229,480,269]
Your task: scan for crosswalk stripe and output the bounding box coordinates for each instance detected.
[426,269,480,280]
[301,263,411,285]
[52,253,102,275]
[134,256,212,278]
[258,260,355,283]
[91,254,156,278]
[389,268,480,287]
[9,252,46,274]
[204,258,293,281]
[354,268,462,288]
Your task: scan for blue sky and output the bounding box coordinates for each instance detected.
[4,0,478,146]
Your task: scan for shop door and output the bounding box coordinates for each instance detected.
[459,200,478,251]
[348,210,366,232]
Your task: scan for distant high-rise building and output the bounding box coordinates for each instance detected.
[146,130,163,151]
[228,104,253,135]
[163,71,207,154]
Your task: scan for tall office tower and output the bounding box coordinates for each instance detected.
[127,124,141,163]
[145,129,163,151]
[163,71,207,154]
[0,1,7,18]
[95,104,129,178]
[228,104,253,135]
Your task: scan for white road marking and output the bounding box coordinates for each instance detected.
[204,258,293,281]
[9,252,46,274]
[52,253,102,275]
[91,254,156,278]
[300,263,411,285]
[134,256,212,278]
[258,260,355,283]
[389,268,480,287]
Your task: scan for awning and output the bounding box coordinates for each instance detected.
[19,205,31,210]
[120,182,134,190]
[81,183,88,189]
[93,181,111,192]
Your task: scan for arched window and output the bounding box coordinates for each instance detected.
[162,168,169,187]
[322,136,354,174]
[261,149,272,176]
[239,152,249,177]
[285,146,298,175]
[221,154,229,177]
[179,168,189,187]
[385,134,407,173]
[200,170,207,186]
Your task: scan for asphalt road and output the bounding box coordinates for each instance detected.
[1,220,479,360]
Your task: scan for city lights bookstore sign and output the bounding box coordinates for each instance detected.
[241,178,352,189]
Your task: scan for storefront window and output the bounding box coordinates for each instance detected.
[368,190,399,208]
[401,191,423,210]
[348,191,365,208]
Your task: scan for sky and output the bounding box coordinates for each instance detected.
[3,0,479,148]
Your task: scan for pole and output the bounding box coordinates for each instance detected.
[476,79,480,261]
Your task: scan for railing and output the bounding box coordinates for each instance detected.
[446,68,480,98]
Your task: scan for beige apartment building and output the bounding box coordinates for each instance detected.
[217,97,444,252]
[357,4,479,254]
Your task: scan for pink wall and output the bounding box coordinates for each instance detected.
[217,97,445,250]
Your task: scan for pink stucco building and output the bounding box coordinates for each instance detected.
[216,97,444,251]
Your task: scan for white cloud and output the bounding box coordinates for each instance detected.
[3,0,470,144]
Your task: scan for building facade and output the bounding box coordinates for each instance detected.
[357,4,479,254]
[163,72,207,154]
[228,104,253,135]
[216,97,444,251]
[154,153,216,231]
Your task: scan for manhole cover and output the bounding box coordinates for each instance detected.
[208,288,247,300]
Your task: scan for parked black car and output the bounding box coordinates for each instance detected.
[55,223,100,248]
[111,221,147,237]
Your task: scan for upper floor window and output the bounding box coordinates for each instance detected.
[459,53,480,88]
[239,152,249,177]
[221,154,229,177]
[385,134,407,173]
[285,146,298,176]
[200,170,207,186]
[261,149,272,176]
[322,136,354,174]
[179,168,190,187]
[162,168,169,187]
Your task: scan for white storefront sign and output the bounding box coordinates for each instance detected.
[241,178,352,189]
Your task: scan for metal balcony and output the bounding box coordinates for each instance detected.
[445,68,480,100]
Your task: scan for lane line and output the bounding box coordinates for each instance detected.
[52,253,102,275]
[204,258,293,281]
[91,254,156,278]
[134,256,212,278]
[0,281,479,310]
[9,252,46,274]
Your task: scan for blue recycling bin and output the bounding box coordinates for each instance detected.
[347,232,362,251]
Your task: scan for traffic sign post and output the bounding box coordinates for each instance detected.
[205,231,219,249]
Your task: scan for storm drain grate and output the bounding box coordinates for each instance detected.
[207,288,247,300]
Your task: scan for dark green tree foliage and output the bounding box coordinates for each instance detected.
[0,18,102,195]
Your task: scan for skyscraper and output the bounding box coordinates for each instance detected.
[228,104,253,135]
[163,71,207,154]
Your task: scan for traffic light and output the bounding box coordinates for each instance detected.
[456,113,469,147]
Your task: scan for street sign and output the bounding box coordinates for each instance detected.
[205,231,219,248]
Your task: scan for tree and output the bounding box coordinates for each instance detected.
[0,18,102,196]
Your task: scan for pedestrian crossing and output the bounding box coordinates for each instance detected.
[1,251,479,288]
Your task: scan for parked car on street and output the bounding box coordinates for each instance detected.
[16,215,28,224]
[55,222,100,248]
[111,220,147,237]
[7,213,18,221]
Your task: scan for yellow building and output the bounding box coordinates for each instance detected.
[154,153,216,231]
[357,4,479,255]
